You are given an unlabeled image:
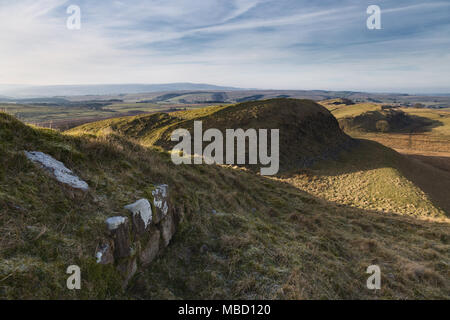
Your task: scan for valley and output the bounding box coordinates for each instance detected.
[2,88,450,131]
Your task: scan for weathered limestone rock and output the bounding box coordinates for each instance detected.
[106,216,130,259]
[124,199,152,235]
[96,243,114,265]
[97,185,181,286]
[160,209,176,247]
[152,184,169,224]
[24,151,89,190]
[106,216,127,231]
[139,227,160,266]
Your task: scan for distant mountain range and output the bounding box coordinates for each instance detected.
[0,83,242,98]
[0,83,449,109]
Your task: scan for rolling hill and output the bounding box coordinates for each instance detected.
[2,88,449,133]
[68,98,449,217]
[321,101,450,216]
[68,99,354,172]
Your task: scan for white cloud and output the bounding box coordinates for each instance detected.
[0,0,449,93]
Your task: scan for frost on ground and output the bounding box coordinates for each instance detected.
[24,151,89,190]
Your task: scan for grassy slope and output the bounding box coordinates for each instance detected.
[68,99,353,173]
[324,102,382,119]
[282,141,447,217]
[365,107,450,154]
[1,104,449,299]
[68,99,448,217]
[66,105,225,145]
[321,102,450,214]
[0,102,204,130]
[323,102,450,153]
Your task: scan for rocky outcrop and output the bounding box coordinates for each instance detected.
[106,216,131,259]
[124,199,152,235]
[97,184,181,286]
[24,151,89,190]
[140,227,160,266]
[152,184,169,223]
[160,209,176,247]
[96,243,114,264]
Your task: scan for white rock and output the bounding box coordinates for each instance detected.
[106,216,127,231]
[95,244,112,264]
[24,151,89,190]
[95,251,103,263]
[152,184,169,217]
[124,199,152,228]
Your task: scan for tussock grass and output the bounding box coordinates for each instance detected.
[281,140,447,218]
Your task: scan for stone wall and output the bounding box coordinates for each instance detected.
[96,184,182,286]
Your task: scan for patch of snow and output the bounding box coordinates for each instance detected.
[124,199,152,228]
[24,151,89,190]
[106,216,127,231]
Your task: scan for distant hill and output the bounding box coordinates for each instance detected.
[338,109,437,134]
[0,83,241,98]
[1,85,449,109]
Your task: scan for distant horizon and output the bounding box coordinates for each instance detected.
[0,82,449,97]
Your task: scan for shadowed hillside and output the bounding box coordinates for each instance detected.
[322,102,450,214]
[338,109,441,134]
[68,99,354,172]
[69,99,449,216]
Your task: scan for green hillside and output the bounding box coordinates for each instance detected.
[68,99,353,172]
[1,99,449,299]
[322,102,450,141]
[68,99,449,216]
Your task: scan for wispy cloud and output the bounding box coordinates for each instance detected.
[0,0,449,93]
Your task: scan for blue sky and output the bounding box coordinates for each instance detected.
[0,0,449,93]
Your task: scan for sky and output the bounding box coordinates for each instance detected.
[0,0,449,93]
